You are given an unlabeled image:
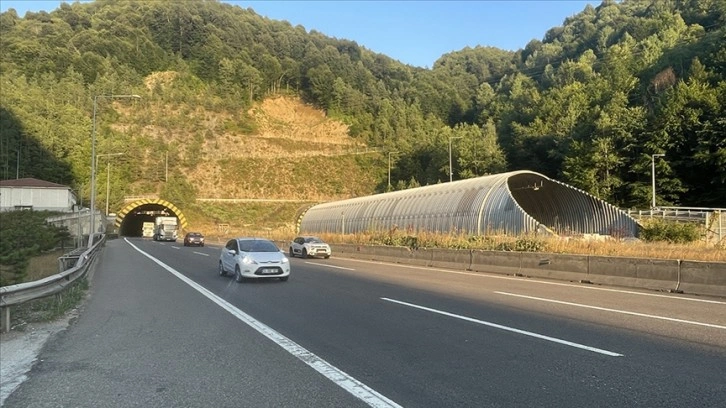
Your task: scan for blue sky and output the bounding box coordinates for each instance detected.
[1,0,596,68]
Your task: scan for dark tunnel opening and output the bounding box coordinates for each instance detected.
[118,204,179,237]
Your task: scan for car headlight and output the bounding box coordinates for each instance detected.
[241,256,257,265]
[281,257,289,264]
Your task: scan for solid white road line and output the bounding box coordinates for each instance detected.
[124,239,401,408]
[381,297,624,357]
[193,251,209,257]
[495,291,726,330]
[304,262,355,271]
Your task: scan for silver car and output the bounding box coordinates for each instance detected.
[289,236,331,259]
[219,238,290,282]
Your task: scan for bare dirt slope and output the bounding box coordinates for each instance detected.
[185,97,376,200]
[127,82,379,201]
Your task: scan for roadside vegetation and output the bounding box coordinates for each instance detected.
[1,210,86,331]
[0,210,72,286]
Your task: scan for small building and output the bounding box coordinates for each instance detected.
[0,178,77,212]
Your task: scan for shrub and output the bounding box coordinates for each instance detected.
[639,219,701,244]
[0,210,69,285]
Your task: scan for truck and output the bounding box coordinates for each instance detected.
[153,216,178,242]
[142,222,155,238]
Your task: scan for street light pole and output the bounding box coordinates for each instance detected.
[651,153,665,209]
[97,153,124,217]
[449,136,462,183]
[89,94,140,247]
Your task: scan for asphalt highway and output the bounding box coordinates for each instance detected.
[5,237,725,407]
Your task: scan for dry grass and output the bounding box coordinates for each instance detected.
[26,250,66,281]
[541,238,724,261]
[253,229,725,262]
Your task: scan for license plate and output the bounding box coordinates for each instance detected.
[261,268,277,274]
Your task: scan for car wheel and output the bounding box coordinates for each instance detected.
[279,276,289,282]
[289,247,294,257]
[302,248,308,258]
[324,255,330,259]
[201,243,204,247]
[218,261,226,276]
[235,266,244,283]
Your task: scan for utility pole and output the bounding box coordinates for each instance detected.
[388,151,398,190]
[89,94,140,247]
[449,136,462,182]
[651,153,665,209]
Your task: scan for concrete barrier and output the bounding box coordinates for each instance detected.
[330,243,724,298]
[427,248,471,270]
[331,244,370,260]
[588,256,679,291]
[406,248,432,267]
[519,252,589,282]
[470,250,521,275]
[678,261,726,297]
[368,245,415,264]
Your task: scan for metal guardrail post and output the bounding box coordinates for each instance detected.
[1,307,9,333]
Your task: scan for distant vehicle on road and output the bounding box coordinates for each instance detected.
[153,216,178,242]
[142,222,154,238]
[183,232,205,247]
[289,236,331,259]
[219,237,290,282]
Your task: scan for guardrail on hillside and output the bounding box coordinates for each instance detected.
[0,234,106,333]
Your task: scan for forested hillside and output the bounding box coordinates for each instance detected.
[0,0,724,210]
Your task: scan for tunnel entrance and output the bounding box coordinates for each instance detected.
[114,198,188,237]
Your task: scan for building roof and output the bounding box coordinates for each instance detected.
[0,178,68,188]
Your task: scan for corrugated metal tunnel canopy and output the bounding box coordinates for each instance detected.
[299,170,639,237]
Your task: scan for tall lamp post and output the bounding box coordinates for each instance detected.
[651,153,665,209]
[388,151,398,190]
[97,153,124,216]
[449,136,462,183]
[89,94,140,247]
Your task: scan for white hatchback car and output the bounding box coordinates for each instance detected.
[289,236,331,259]
[219,238,290,282]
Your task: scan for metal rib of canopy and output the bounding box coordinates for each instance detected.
[298,170,639,237]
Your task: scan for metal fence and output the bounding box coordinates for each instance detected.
[626,207,725,245]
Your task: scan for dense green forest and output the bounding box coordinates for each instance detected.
[1,0,724,209]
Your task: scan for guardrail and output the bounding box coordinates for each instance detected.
[0,234,106,333]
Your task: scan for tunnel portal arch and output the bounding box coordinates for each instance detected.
[114,198,189,237]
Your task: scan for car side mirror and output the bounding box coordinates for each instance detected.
[227,249,237,255]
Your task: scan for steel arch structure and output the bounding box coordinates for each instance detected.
[298,171,639,237]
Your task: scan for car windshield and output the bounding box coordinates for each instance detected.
[239,240,279,252]
[305,237,323,243]
[189,233,202,237]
